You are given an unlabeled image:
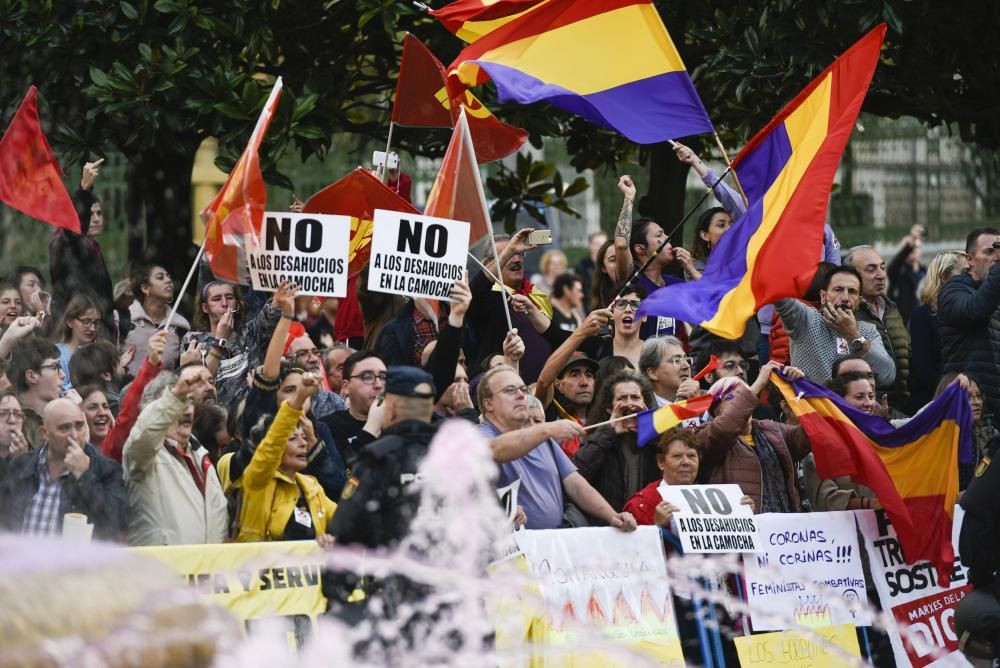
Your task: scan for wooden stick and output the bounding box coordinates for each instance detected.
[378,121,395,183]
[583,413,637,431]
[713,133,749,209]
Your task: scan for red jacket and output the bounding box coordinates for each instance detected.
[623,480,664,526]
[100,357,162,463]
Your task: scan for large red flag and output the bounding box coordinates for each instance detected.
[0,87,79,233]
[423,110,492,245]
[430,0,549,43]
[393,33,527,164]
[303,168,420,342]
[201,78,282,284]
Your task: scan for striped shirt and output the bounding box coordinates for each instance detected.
[23,446,68,535]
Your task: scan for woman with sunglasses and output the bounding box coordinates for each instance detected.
[55,294,106,392]
[696,361,810,513]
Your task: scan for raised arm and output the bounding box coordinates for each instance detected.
[262,281,298,380]
[534,308,610,408]
[489,420,583,464]
[613,175,636,282]
[101,330,166,463]
[243,373,319,490]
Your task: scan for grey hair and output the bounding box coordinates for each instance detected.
[638,336,684,374]
[525,395,544,413]
[843,245,876,268]
[139,370,180,411]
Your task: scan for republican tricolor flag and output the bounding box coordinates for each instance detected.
[773,373,972,586]
[430,0,549,43]
[638,25,886,338]
[636,394,715,448]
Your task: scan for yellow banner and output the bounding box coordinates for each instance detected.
[734,624,862,667]
[133,540,326,641]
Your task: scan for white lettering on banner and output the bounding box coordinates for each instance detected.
[659,483,761,553]
[369,209,470,301]
[248,212,350,297]
[856,508,972,668]
[496,479,520,528]
[743,511,871,630]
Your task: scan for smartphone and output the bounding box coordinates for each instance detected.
[527,229,553,245]
[372,150,399,170]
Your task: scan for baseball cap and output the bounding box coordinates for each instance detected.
[559,352,598,377]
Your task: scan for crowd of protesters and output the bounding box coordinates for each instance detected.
[1,146,999,665]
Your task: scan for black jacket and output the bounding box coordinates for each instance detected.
[939,266,1000,416]
[959,437,1000,588]
[48,188,115,338]
[0,442,128,540]
[573,425,660,513]
[327,419,438,550]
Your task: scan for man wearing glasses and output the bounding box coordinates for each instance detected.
[320,351,387,474]
[285,331,346,420]
[4,338,65,449]
[477,364,637,531]
[638,337,701,407]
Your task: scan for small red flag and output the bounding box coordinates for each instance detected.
[692,354,721,381]
[424,110,493,245]
[429,0,548,43]
[393,33,527,164]
[0,87,79,233]
[201,78,282,284]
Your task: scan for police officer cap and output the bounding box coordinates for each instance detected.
[386,366,436,399]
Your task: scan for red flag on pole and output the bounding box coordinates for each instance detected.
[303,167,419,278]
[0,87,80,233]
[393,33,527,164]
[423,109,493,245]
[201,78,283,283]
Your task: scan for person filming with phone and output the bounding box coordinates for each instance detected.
[773,265,896,386]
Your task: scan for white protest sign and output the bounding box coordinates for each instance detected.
[248,212,350,297]
[514,526,684,667]
[743,511,870,630]
[659,483,760,553]
[369,209,469,301]
[857,507,972,668]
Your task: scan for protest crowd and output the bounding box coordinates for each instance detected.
[2,3,1000,667]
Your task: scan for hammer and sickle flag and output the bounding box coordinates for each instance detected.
[392,33,527,163]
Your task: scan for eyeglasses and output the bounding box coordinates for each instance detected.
[613,299,641,312]
[39,362,63,374]
[290,348,321,361]
[350,371,387,385]
[0,409,24,421]
[75,317,103,329]
[721,360,749,371]
[665,355,693,367]
[495,384,530,397]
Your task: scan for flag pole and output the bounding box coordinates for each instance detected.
[379,121,395,183]
[582,413,637,432]
[712,133,749,209]
[162,236,208,332]
[460,107,514,331]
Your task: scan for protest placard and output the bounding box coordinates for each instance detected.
[368,209,470,301]
[134,540,326,647]
[743,511,870,630]
[514,526,685,667]
[658,483,760,553]
[857,507,972,668]
[733,623,862,668]
[248,212,350,297]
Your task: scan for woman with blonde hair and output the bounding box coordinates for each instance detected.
[530,248,568,297]
[908,250,969,413]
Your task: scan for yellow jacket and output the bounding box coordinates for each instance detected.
[222,402,336,542]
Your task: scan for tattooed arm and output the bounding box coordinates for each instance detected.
[613,175,636,282]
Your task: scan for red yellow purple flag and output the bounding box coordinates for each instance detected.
[430,0,549,43]
[636,394,715,447]
[638,26,885,339]
[447,0,714,144]
[201,78,282,284]
[0,87,79,233]
[773,373,972,586]
[393,33,527,163]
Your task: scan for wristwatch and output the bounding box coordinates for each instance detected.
[215,338,230,352]
[849,336,867,354]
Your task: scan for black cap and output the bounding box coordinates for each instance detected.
[385,366,436,399]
